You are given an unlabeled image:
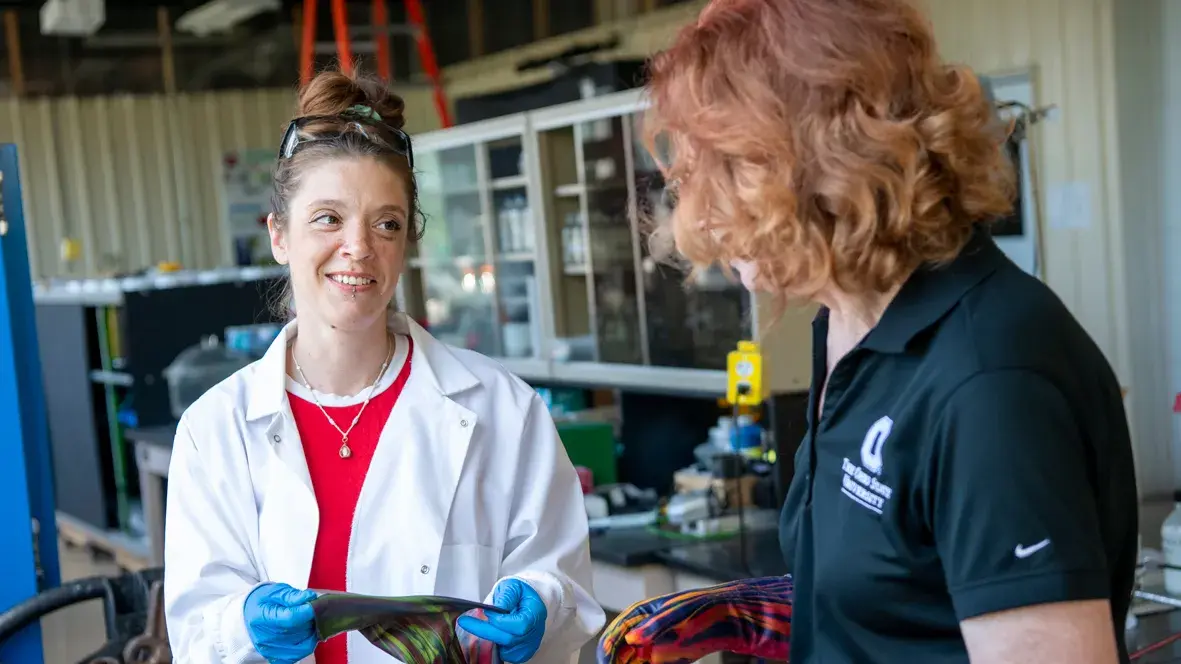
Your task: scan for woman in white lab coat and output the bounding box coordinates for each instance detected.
[162,69,604,664]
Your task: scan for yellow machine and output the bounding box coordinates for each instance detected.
[726,340,763,406]
[724,340,776,463]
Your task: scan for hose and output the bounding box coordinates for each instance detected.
[0,576,111,645]
[1131,631,1181,661]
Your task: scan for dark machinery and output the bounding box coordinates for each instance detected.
[0,567,170,664]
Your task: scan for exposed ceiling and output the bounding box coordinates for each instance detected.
[0,1,433,95]
[0,0,619,97]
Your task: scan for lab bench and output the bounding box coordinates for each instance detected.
[125,423,178,568]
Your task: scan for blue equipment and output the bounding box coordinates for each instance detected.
[0,143,61,663]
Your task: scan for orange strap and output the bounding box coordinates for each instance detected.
[330,0,353,75]
[404,0,453,127]
[299,0,316,85]
[373,0,391,81]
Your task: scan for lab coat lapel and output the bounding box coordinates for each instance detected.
[363,377,474,535]
[353,315,480,594]
[249,321,319,586]
[258,410,320,586]
[247,320,316,494]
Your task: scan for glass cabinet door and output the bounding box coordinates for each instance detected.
[414,145,487,263]
[410,145,499,357]
[628,112,752,371]
[579,115,644,365]
[404,98,751,381]
[538,116,644,366]
[485,135,540,360]
[407,131,543,362]
[537,124,595,363]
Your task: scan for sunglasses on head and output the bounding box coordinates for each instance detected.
[276,112,415,169]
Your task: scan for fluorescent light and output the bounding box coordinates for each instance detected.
[40,0,105,36]
[176,0,280,38]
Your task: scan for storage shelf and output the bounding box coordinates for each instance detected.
[492,175,529,190]
[89,370,133,387]
[56,510,150,571]
[398,88,802,396]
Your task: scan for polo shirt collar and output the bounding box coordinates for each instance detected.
[856,226,1005,353]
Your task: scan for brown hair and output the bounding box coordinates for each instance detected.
[270,68,423,240]
[644,0,1017,301]
[269,68,422,318]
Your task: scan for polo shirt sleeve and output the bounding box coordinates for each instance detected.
[928,368,1111,622]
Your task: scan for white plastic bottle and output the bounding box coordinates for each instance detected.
[1161,491,1181,595]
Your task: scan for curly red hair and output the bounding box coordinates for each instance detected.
[644,0,1017,299]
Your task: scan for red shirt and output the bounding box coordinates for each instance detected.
[287,338,413,664]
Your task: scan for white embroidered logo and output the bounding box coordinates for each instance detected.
[1015,539,1051,559]
[841,416,895,515]
[860,416,893,475]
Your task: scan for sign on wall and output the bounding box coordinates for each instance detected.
[221,149,274,266]
[984,72,1042,279]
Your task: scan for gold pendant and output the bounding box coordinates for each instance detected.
[339,443,352,459]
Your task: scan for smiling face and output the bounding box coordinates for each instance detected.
[268,156,410,332]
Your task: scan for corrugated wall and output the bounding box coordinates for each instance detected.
[922,0,1158,495]
[0,82,441,281]
[0,89,298,278]
[925,0,1128,377]
[1112,0,1171,501]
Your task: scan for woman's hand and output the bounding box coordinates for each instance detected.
[597,575,794,664]
[243,583,320,663]
[457,579,548,662]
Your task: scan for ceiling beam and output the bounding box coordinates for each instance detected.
[3,10,24,96]
[157,7,176,92]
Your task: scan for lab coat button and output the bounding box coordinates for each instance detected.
[420,565,431,574]
[460,419,468,427]
[272,434,281,443]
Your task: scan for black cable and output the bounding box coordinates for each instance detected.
[1131,631,1181,661]
[0,576,111,645]
[733,385,755,579]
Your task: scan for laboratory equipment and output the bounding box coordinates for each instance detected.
[162,335,254,419]
[0,143,58,664]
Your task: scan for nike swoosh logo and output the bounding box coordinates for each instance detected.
[1014,539,1051,559]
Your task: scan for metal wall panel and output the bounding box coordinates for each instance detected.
[923,0,1157,493]
[924,0,1123,365]
[0,89,299,280]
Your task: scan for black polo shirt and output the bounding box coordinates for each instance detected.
[779,227,1138,663]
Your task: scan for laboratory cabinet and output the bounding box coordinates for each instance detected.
[33,269,282,538]
[402,89,809,396]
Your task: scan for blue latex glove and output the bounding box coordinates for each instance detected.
[457,578,547,663]
[243,582,320,663]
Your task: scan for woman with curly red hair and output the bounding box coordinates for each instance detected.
[598,1,1137,663]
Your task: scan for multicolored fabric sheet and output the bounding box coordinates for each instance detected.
[311,591,506,664]
[597,575,794,664]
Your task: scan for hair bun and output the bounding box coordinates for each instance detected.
[296,69,406,130]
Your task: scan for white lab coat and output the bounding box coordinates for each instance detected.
[163,313,604,663]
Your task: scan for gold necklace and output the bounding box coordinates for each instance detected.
[292,333,394,459]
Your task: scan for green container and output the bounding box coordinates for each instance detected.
[556,421,617,487]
